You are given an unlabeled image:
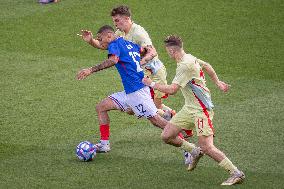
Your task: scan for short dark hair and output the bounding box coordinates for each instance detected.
[164,35,183,48]
[97,25,114,34]
[111,5,131,17]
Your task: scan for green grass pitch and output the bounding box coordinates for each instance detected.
[0,0,283,188]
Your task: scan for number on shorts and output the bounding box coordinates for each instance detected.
[197,119,204,129]
[135,104,146,114]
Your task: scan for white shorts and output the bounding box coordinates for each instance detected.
[108,87,157,118]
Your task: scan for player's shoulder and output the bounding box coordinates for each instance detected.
[183,54,197,64]
[181,54,198,67]
[132,23,144,29]
[176,54,196,72]
[132,22,148,35]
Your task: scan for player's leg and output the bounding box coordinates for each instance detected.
[198,135,225,162]
[125,86,172,130]
[178,129,194,165]
[149,99,196,166]
[95,97,118,152]
[161,121,196,149]
[148,113,196,164]
[167,106,203,169]
[159,107,201,168]
[161,121,202,166]
[149,111,196,167]
[150,65,176,120]
[198,135,245,185]
[186,109,216,171]
[95,91,129,152]
[150,64,193,139]
[148,114,167,129]
[149,113,199,167]
[96,97,118,125]
[148,114,194,151]
[153,97,163,109]
[161,122,183,146]
[126,87,195,166]
[195,111,245,185]
[125,86,166,129]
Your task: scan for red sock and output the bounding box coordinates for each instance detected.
[100,124,110,140]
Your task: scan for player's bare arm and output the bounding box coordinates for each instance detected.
[77,30,107,50]
[76,55,119,80]
[197,59,230,93]
[140,45,157,65]
[142,77,180,95]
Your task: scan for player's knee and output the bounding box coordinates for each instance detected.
[149,115,166,129]
[96,98,114,113]
[161,132,171,144]
[95,104,100,113]
[125,108,134,115]
[95,102,104,113]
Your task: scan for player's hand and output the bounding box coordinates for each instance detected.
[76,68,92,80]
[142,77,152,86]
[217,81,230,92]
[77,30,93,43]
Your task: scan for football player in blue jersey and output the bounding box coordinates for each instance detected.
[77,25,166,151]
[76,25,195,155]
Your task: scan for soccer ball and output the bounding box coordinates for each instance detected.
[76,141,96,161]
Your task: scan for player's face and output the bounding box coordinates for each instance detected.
[112,15,130,31]
[96,33,110,47]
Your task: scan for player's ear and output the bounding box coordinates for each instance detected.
[107,32,113,39]
[169,48,174,55]
[125,15,130,21]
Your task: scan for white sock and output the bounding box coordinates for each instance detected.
[100,140,109,145]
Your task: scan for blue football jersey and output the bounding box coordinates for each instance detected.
[108,37,145,94]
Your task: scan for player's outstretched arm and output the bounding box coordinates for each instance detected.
[140,45,157,65]
[77,30,107,50]
[197,59,230,93]
[142,77,180,95]
[76,55,119,80]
